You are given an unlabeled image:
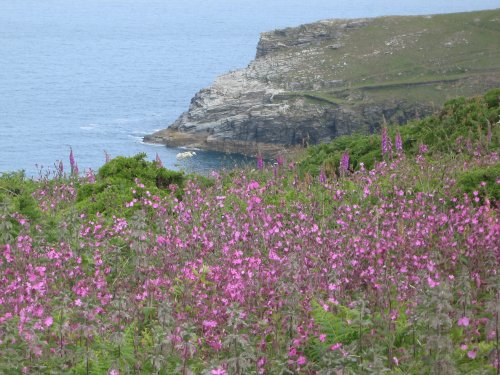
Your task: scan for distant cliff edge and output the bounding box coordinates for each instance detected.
[144,9,500,156]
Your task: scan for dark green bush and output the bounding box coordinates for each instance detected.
[77,153,186,215]
[0,171,41,221]
[484,88,500,108]
[456,163,500,201]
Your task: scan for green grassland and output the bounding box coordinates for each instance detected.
[270,9,500,111]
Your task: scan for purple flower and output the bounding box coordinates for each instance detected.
[297,356,307,365]
[381,126,392,156]
[395,130,403,153]
[69,148,75,169]
[458,316,470,327]
[467,350,477,359]
[57,160,64,175]
[340,151,349,174]
[419,143,428,154]
[257,155,264,170]
[330,343,342,351]
[86,169,96,184]
[155,153,163,168]
[319,169,327,184]
[43,316,53,328]
[69,147,78,175]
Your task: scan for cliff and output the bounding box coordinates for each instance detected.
[144,9,500,156]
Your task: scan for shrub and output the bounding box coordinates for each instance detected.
[456,163,500,201]
[484,87,500,108]
[77,153,186,215]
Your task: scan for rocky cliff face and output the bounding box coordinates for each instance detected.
[145,9,500,156]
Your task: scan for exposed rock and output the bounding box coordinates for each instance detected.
[145,9,500,156]
[255,19,368,58]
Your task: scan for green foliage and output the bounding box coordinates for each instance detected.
[484,88,500,108]
[73,324,154,374]
[305,133,382,173]
[456,162,500,201]
[300,90,500,174]
[0,172,41,241]
[0,171,41,221]
[307,301,365,360]
[77,153,186,215]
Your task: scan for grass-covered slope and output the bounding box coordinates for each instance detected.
[270,9,500,109]
[0,91,499,374]
[300,88,500,200]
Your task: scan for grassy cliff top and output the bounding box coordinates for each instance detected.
[255,8,500,107]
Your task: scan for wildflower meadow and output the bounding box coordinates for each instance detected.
[0,90,499,374]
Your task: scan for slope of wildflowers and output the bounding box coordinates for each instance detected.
[0,92,499,374]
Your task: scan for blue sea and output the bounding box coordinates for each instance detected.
[1,0,498,176]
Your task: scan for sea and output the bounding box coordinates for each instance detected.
[1,0,498,176]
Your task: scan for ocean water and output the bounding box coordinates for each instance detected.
[1,0,498,176]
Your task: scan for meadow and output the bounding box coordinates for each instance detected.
[0,89,499,374]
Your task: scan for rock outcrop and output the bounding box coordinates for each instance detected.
[145,9,500,156]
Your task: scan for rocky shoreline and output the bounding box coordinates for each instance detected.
[144,9,500,156]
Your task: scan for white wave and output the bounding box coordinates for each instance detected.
[80,123,99,131]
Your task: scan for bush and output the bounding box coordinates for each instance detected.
[0,171,41,221]
[77,153,186,215]
[456,163,500,201]
[484,87,500,108]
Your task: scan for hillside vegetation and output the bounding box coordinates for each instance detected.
[0,90,499,374]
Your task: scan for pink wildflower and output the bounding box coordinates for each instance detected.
[203,320,217,329]
[395,130,403,152]
[467,350,477,359]
[458,316,470,327]
[43,316,53,328]
[319,169,327,184]
[340,151,349,174]
[155,153,163,168]
[69,147,78,175]
[211,368,227,375]
[330,343,342,351]
[69,147,75,169]
[297,356,307,365]
[86,169,96,183]
[257,155,264,170]
[427,277,439,288]
[381,126,392,156]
